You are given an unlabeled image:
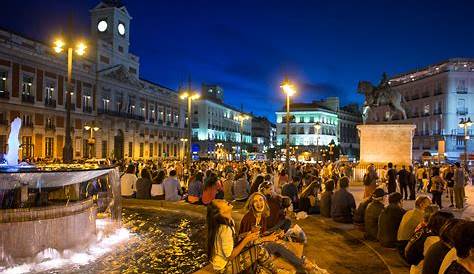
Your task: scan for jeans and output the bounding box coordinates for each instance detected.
[399,183,408,199]
[264,242,305,273]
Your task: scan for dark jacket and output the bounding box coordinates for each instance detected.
[404,226,434,265]
[377,204,406,247]
[422,241,451,274]
[331,188,356,223]
[353,197,373,224]
[319,191,333,217]
[135,178,152,199]
[239,212,267,235]
[282,183,298,205]
[364,200,385,240]
[265,195,284,229]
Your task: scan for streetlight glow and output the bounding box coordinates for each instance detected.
[54,39,64,53]
[280,81,296,97]
[84,125,91,130]
[75,42,87,56]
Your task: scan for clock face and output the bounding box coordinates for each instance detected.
[118,23,126,36]
[97,20,107,32]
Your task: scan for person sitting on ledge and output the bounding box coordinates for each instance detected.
[331,176,356,224]
[207,199,280,273]
[163,169,182,201]
[353,195,373,229]
[364,188,386,241]
[121,164,137,198]
[135,167,152,199]
[377,192,405,247]
[239,192,322,274]
[319,180,334,218]
[187,171,204,204]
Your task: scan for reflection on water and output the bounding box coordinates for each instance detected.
[0,208,207,274]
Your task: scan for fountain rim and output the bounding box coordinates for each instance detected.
[0,164,119,174]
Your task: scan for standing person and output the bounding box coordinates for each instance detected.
[377,192,406,248]
[444,165,455,208]
[136,168,152,199]
[430,167,445,208]
[364,188,386,241]
[331,177,356,224]
[416,165,425,192]
[397,165,410,200]
[206,200,279,273]
[363,164,379,199]
[453,162,466,210]
[387,162,398,194]
[121,164,137,198]
[408,166,417,200]
[380,165,388,192]
[163,169,182,201]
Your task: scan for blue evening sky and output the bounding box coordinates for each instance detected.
[2,0,474,122]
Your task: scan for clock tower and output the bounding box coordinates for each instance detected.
[90,0,139,75]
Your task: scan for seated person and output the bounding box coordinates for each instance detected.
[298,179,321,214]
[364,188,386,240]
[377,192,405,247]
[207,199,278,273]
[187,172,204,204]
[239,192,320,273]
[330,177,356,223]
[444,221,474,274]
[259,181,291,232]
[319,180,334,218]
[353,196,373,226]
[397,196,432,253]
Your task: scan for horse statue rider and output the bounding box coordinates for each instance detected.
[357,72,407,124]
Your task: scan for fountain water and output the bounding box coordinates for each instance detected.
[4,117,21,166]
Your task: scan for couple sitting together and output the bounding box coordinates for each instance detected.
[207,184,327,274]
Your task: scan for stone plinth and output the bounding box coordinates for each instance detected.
[357,124,416,166]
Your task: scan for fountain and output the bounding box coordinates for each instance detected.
[4,117,21,166]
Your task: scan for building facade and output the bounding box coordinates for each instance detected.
[191,84,252,159]
[275,97,361,160]
[0,1,185,161]
[368,58,474,161]
[251,116,275,154]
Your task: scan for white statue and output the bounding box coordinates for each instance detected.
[5,117,21,166]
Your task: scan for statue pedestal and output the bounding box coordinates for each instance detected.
[355,124,415,181]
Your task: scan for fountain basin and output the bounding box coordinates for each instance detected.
[0,199,96,259]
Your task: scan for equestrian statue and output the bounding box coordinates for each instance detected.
[357,73,407,124]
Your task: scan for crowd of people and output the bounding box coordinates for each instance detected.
[118,159,473,274]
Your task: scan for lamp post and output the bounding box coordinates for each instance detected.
[53,38,86,163]
[180,138,188,161]
[459,117,472,169]
[237,114,250,161]
[179,91,200,170]
[314,121,321,162]
[84,125,99,158]
[281,78,296,173]
[329,139,335,162]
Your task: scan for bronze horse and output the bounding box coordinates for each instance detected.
[357,80,407,123]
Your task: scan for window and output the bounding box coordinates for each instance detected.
[22,75,33,95]
[102,98,110,111]
[45,137,54,158]
[83,87,92,111]
[0,71,7,92]
[456,79,467,93]
[309,117,314,123]
[0,135,6,154]
[149,143,154,157]
[299,117,304,123]
[118,46,124,53]
[128,142,133,157]
[100,55,110,64]
[21,136,33,158]
[45,81,55,100]
[129,67,136,74]
[158,143,162,157]
[174,144,177,157]
[102,141,107,158]
[139,143,144,157]
[424,104,430,114]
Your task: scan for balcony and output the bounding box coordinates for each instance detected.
[22,121,33,128]
[457,108,468,115]
[21,93,35,104]
[456,87,468,94]
[44,98,56,108]
[97,108,109,114]
[45,124,56,131]
[82,106,93,113]
[0,91,9,99]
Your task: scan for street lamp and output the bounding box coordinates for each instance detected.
[53,38,87,163]
[180,138,188,161]
[179,90,200,170]
[84,125,99,158]
[237,114,250,161]
[329,139,335,162]
[314,121,321,162]
[459,117,472,169]
[281,77,296,173]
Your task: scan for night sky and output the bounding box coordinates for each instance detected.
[2,0,474,122]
